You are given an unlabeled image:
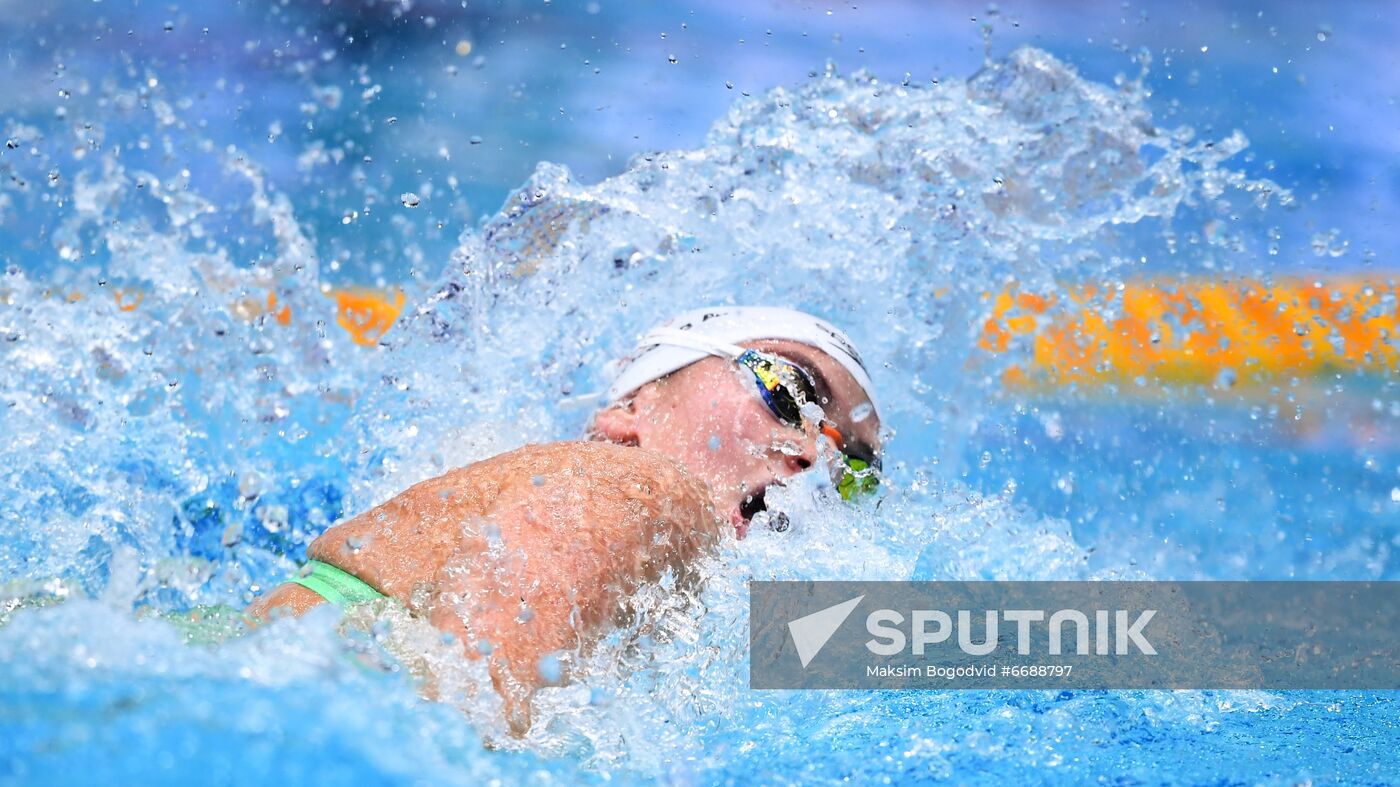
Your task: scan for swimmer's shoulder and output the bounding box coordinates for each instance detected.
[465,440,713,507]
[468,439,691,480]
[381,440,704,514]
[479,442,722,552]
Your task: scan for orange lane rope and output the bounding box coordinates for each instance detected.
[330,287,405,347]
[15,278,1399,383]
[34,284,407,346]
[980,278,1400,389]
[113,288,145,312]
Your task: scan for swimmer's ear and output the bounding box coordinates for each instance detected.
[588,400,640,446]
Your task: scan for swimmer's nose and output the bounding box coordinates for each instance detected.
[780,438,817,475]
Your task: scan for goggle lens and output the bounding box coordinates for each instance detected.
[835,456,880,502]
[737,350,881,503]
[739,351,813,429]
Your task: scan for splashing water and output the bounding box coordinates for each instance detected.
[2,48,1395,784]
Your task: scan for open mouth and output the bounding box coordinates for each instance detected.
[740,485,768,522]
[740,484,790,533]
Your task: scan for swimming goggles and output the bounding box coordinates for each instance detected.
[646,329,881,501]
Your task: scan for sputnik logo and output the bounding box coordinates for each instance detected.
[787,595,864,668]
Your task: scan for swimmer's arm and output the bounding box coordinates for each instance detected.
[244,582,326,622]
[427,458,721,733]
[245,468,472,622]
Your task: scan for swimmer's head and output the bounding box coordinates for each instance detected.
[589,307,883,536]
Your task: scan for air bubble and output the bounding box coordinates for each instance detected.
[538,652,563,683]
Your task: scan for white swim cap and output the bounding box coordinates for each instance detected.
[605,306,881,420]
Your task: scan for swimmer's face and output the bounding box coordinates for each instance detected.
[592,339,881,537]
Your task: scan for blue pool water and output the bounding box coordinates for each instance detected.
[2,2,1398,784]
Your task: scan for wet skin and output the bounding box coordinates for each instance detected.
[246,339,881,733]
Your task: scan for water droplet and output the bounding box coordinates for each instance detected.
[400,192,420,208]
[1316,27,1331,42]
[455,39,472,56]
[163,21,174,32]
[1310,229,1348,257]
[667,54,678,64]
[469,135,482,145]
[725,80,734,90]
[261,501,291,532]
[538,652,563,683]
[221,522,242,548]
[849,402,873,423]
[708,435,721,451]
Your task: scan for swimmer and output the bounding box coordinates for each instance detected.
[246,306,883,733]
